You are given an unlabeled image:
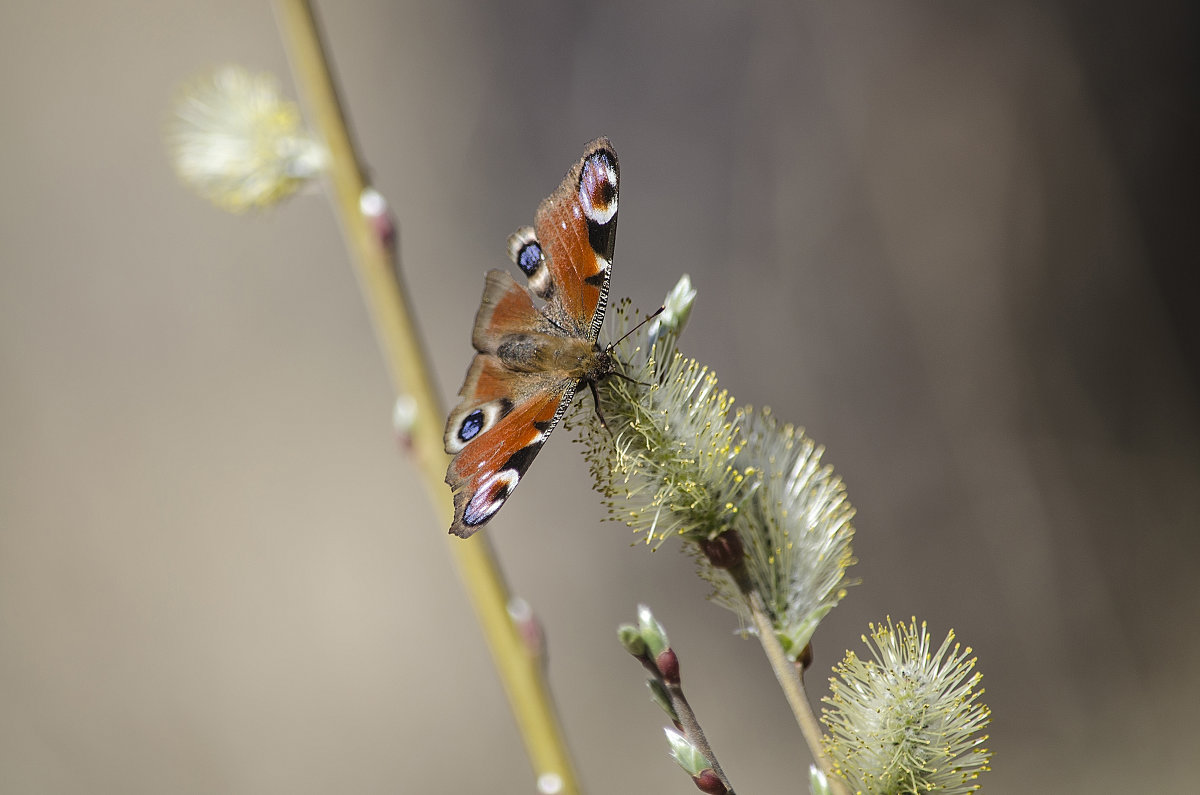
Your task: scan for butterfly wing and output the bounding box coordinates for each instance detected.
[445,359,573,537]
[466,269,560,355]
[505,137,619,341]
[444,271,577,537]
[444,269,564,455]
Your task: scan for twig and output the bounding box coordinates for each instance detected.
[702,533,846,793]
[665,680,735,794]
[273,2,579,791]
[744,588,850,795]
[625,611,736,795]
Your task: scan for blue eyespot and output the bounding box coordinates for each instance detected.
[459,409,485,442]
[517,242,542,276]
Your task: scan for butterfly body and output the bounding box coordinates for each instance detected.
[492,327,613,381]
[444,139,620,537]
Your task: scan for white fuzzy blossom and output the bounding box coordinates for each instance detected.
[705,407,857,658]
[822,618,992,794]
[577,281,856,658]
[167,66,327,211]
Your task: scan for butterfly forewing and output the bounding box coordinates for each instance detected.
[533,139,619,339]
[444,138,620,537]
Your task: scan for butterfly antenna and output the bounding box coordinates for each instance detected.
[609,305,666,351]
[604,305,667,393]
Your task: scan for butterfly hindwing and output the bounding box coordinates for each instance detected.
[470,269,558,355]
[444,273,578,537]
[446,270,568,450]
[445,373,575,536]
[445,354,515,455]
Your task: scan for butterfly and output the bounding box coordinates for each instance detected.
[443,138,621,538]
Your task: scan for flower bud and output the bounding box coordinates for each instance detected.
[618,624,648,658]
[692,769,728,795]
[655,647,680,685]
[698,529,744,570]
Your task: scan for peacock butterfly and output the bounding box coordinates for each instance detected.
[443,138,622,537]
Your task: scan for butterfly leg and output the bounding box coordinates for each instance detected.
[587,378,613,435]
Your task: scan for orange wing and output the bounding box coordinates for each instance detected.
[514,137,619,340]
[445,380,573,537]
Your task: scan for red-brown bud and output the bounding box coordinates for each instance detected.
[692,769,728,794]
[699,530,744,570]
[655,647,680,685]
[797,641,814,672]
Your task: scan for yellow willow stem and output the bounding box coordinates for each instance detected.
[744,590,849,795]
[273,2,579,792]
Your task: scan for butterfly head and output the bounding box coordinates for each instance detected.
[586,343,618,385]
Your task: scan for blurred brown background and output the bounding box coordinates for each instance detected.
[2,2,1197,792]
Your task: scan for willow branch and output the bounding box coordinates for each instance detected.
[744,588,849,795]
[273,2,579,791]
